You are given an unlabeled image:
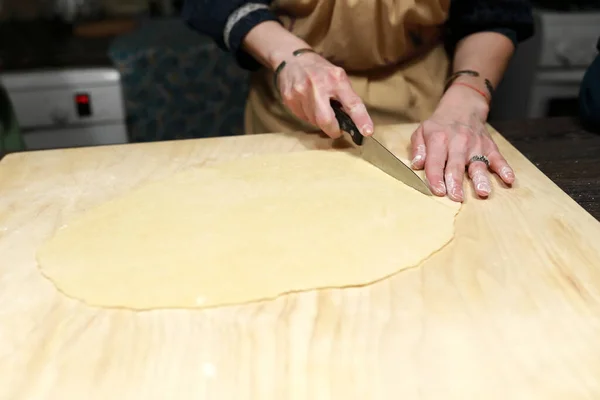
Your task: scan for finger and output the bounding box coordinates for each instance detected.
[285,97,309,123]
[410,125,426,170]
[486,147,515,185]
[281,83,311,125]
[311,91,341,138]
[444,135,469,202]
[468,160,492,198]
[424,132,448,196]
[334,83,373,136]
[299,96,317,126]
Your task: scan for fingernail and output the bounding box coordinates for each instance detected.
[477,182,491,195]
[449,186,462,200]
[445,174,462,201]
[501,166,515,180]
[411,145,426,167]
[433,180,446,195]
[411,154,423,167]
[362,125,373,136]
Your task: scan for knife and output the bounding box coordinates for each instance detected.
[330,99,432,196]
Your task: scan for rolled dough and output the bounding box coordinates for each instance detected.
[37,150,460,310]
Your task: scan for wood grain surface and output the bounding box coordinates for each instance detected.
[1,124,600,399]
[493,116,600,220]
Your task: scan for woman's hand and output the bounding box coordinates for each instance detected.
[241,22,373,138]
[276,51,374,138]
[410,84,515,202]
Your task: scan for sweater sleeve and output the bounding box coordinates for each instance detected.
[445,0,535,51]
[181,0,279,70]
[579,37,600,133]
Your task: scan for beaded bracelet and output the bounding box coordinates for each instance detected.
[272,48,317,91]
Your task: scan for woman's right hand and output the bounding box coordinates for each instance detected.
[276,51,374,138]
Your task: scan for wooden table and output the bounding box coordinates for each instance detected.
[1,119,600,399]
[494,116,600,220]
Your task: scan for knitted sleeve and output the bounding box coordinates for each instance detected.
[445,0,535,50]
[181,0,279,70]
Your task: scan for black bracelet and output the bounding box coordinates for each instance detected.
[272,48,317,93]
[444,69,494,99]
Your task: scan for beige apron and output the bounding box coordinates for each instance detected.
[244,0,451,135]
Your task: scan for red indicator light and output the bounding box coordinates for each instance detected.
[76,94,89,104]
[74,93,92,117]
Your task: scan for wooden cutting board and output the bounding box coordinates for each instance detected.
[1,124,600,399]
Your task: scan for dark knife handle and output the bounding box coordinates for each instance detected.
[330,99,363,146]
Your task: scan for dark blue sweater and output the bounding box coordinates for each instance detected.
[182,0,534,70]
[579,37,600,133]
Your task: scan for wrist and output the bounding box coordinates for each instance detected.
[267,46,312,71]
[438,80,490,121]
[242,21,312,71]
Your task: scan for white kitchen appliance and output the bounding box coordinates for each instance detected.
[0,68,129,151]
[491,8,600,121]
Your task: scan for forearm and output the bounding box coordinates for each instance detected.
[438,31,515,120]
[452,31,515,89]
[242,21,311,71]
[444,0,533,87]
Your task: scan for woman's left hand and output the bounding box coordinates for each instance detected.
[409,84,515,202]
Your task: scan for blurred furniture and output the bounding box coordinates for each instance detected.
[109,18,249,141]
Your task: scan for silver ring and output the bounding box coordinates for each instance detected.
[469,154,490,167]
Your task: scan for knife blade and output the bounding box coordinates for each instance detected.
[330,99,432,196]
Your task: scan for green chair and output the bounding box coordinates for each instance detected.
[0,84,25,158]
